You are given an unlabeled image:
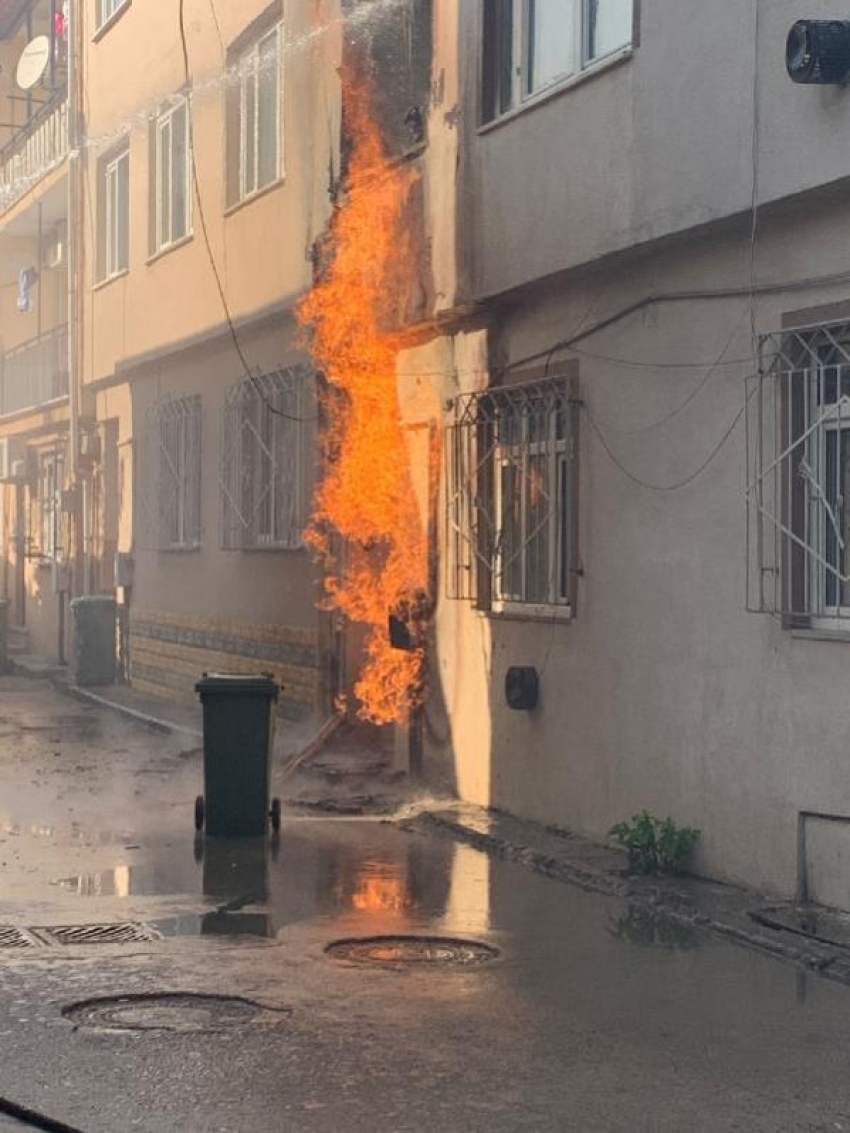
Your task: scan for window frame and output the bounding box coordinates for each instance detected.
[233,22,283,205]
[153,96,193,255]
[95,0,131,35]
[482,0,634,123]
[39,450,64,561]
[446,372,579,618]
[100,142,129,281]
[220,367,312,552]
[156,396,202,552]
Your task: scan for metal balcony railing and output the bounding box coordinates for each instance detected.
[0,94,68,212]
[0,324,69,417]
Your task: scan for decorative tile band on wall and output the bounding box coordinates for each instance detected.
[129,611,319,720]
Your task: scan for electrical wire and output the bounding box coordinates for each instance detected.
[583,396,747,493]
[0,1094,86,1133]
[505,267,850,377]
[593,305,750,438]
[177,0,316,424]
[749,0,762,355]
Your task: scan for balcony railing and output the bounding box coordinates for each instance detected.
[0,95,68,212]
[0,325,69,417]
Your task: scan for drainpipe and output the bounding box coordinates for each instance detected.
[66,0,82,598]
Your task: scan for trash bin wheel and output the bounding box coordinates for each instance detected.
[194,794,205,832]
[270,797,281,833]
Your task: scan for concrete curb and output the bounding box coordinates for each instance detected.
[414,809,850,987]
[60,681,203,741]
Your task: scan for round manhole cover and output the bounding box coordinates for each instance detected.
[62,993,289,1034]
[326,935,499,967]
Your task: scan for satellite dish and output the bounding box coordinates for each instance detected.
[16,36,50,91]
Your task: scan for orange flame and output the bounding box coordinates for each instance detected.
[298,70,426,725]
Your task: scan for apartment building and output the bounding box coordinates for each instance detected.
[0,0,70,662]
[77,0,342,718]
[392,0,850,906]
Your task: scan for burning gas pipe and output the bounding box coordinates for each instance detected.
[298,67,430,727]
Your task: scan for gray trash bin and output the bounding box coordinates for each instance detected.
[70,596,116,686]
[194,673,281,837]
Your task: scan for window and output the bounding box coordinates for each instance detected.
[221,367,313,550]
[447,375,577,613]
[153,97,191,254]
[227,23,282,206]
[747,322,850,627]
[96,0,130,32]
[482,0,633,121]
[98,143,129,280]
[158,397,202,550]
[39,451,64,560]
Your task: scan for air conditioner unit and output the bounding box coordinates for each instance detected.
[0,438,28,482]
[42,223,66,270]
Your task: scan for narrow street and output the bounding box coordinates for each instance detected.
[0,678,844,1132]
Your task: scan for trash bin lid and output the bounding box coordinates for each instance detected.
[70,595,118,610]
[195,672,281,699]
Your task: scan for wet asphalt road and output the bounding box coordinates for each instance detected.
[0,679,848,1131]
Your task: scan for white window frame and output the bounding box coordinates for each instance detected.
[154,97,192,254]
[40,451,63,560]
[96,0,130,33]
[493,406,572,615]
[158,397,202,551]
[103,144,129,280]
[446,375,577,617]
[805,354,850,627]
[236,23,283,203]
[486,0,633,118]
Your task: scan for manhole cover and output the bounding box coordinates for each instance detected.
[63,993,289,1034]
[326,935,499,967]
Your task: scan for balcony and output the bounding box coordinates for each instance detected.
[0,93,67,213]
[0,324,68,417]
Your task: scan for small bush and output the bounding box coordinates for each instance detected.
[609,811,700,875]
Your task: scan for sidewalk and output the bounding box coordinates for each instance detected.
[409,803,850,988]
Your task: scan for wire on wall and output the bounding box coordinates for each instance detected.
[177,0,316,424]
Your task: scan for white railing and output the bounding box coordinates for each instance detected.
[0,97,68,212]
[0,325,69,417]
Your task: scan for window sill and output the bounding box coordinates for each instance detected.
[224,176,286,219]
[229,543,305,554]
[483,604,573,625]
[478,46,633,136]
[791,628,850,644]
[92,0,132,42]
[158,545,201,554]
[146,233,194,267]
[92,269,129,294]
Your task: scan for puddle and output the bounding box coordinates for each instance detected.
[609,906,700,951]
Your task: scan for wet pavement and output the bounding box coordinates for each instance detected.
[0,679,849,1130]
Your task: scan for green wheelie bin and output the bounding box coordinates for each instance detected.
[194,673,281,837]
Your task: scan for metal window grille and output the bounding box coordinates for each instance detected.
[97,0,129,29]
[747,321,850,625]
[137,396,202,551]
[447,375,578,611]
[220,367,312,551]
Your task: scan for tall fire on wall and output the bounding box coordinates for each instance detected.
[298,64,430,726]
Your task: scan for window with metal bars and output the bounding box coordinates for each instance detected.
[747,321,850,627]
[447,375,578,614]
[138,397,202,551]
[220,367,312,551]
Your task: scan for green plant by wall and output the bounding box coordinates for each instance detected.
[609,811,700,875]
